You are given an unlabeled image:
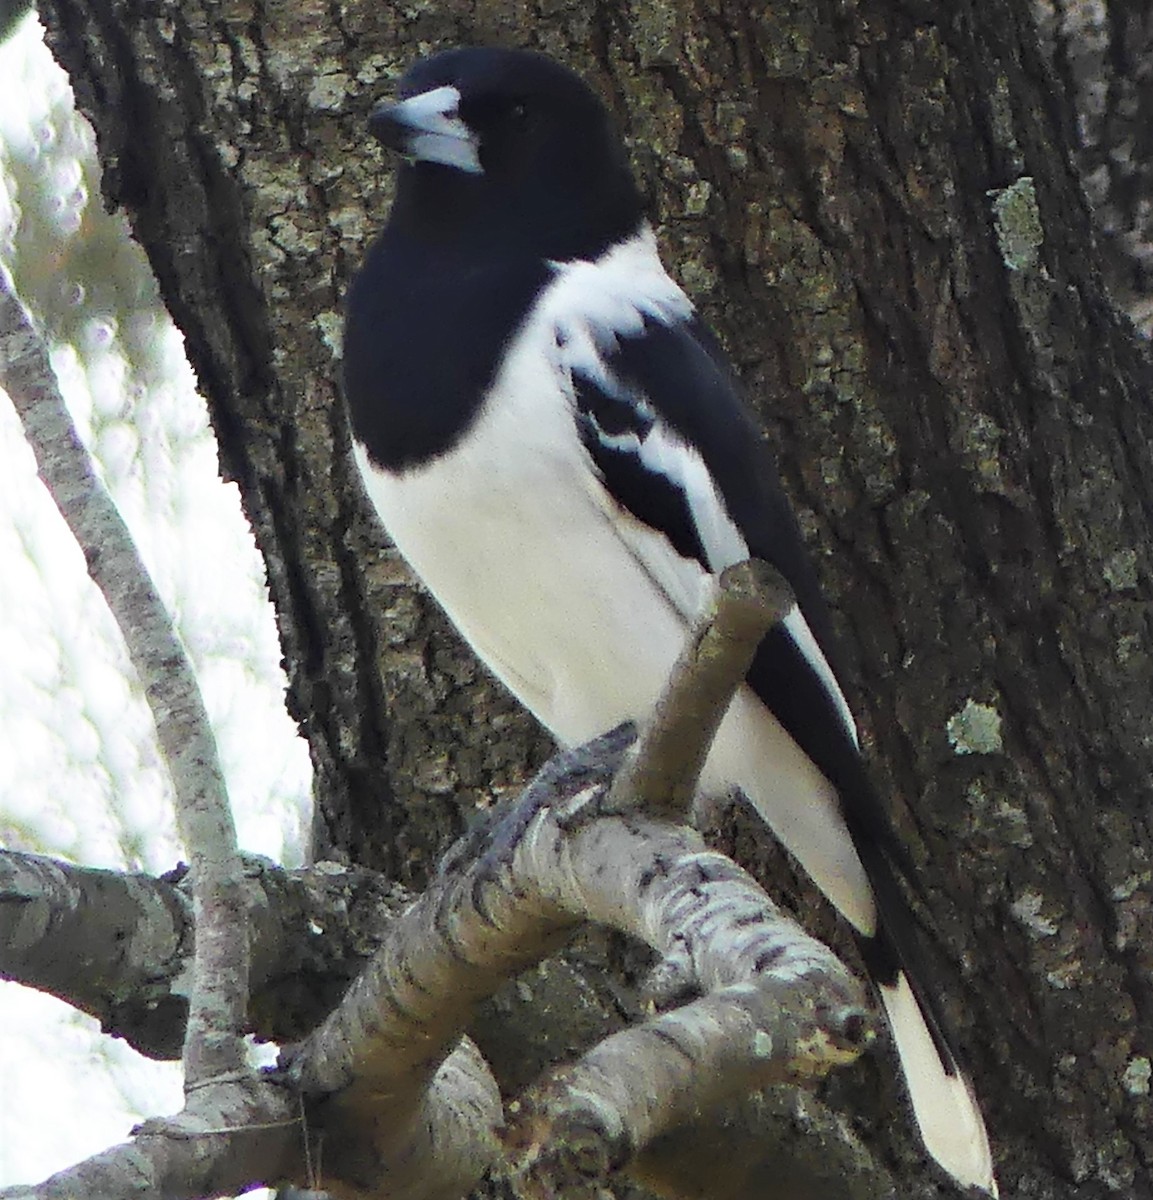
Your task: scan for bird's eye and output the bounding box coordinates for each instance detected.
[461,93,531,136]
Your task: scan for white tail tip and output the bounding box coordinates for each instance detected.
[879,974,998,1196]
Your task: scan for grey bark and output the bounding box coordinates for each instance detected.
[2,723,874,1199]
[1036,0,1153,334]
[32,1,1153,1197]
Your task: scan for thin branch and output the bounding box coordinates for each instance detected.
[281,561,867,1198]
[0,452,873,1198]
[309,1037,504,1200]
[292,734,632,1104]
[289,738,869,1197]
[501,811,871,1194]
[607,559,795,822]
[0,276,248,1084]
[0,849,191,1058]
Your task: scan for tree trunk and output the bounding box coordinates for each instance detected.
[37,0,1153,1196]
[1036,0,1153,335]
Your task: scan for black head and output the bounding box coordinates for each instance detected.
[370,47,645,262]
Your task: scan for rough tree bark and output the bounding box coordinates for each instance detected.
[32,1,1153,1198]
[1036,0,1153,335]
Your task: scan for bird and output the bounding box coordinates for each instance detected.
[342,45,997,1195]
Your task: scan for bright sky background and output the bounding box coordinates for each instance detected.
[0,13,313,1190]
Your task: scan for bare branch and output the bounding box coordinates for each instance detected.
[0,845,498,1199]
[292,735,630,1104]
[607,560,795,822]
[502,812,871,1195]
[0,849,191,1058]
[310,1037,503,1200]
[0,453,868,1198]
[0,1076,302,1200]
[285,725,868,1197]
[272,559,864,1197]
[0,277,248,1083]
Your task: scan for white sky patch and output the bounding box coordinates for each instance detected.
[0,985,183,1184]
[0,13,311,1193]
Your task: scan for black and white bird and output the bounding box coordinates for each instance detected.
[343,46,996,1195]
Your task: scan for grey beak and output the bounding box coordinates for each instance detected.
[368,85,483,175]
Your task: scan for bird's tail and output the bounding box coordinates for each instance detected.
[878,972,998,1196]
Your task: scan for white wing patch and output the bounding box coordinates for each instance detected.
[580,421,720,624]
[636,421,749,570]
[545,227,693,379]
[546,228,693,321]
[580,397,749,573]
[547,228,746,588]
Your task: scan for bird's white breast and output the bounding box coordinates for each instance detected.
[354,230,705,741]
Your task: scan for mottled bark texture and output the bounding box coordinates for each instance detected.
[1,730,874,1200]
[36,1,1153,1197]
[1036,0,1153,334]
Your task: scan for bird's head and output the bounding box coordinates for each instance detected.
[369,47,645,261]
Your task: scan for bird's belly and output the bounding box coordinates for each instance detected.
[355,438,693,744]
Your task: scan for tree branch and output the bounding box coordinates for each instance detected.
[0,528,874,1197]
[0,277,249,1083]
[0,849,411,1059]
[0,1076,302,1200]
[0,849,191,1058]
[499,808,871,1195]
[282,726,869,1196]
[608,560,795,822]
